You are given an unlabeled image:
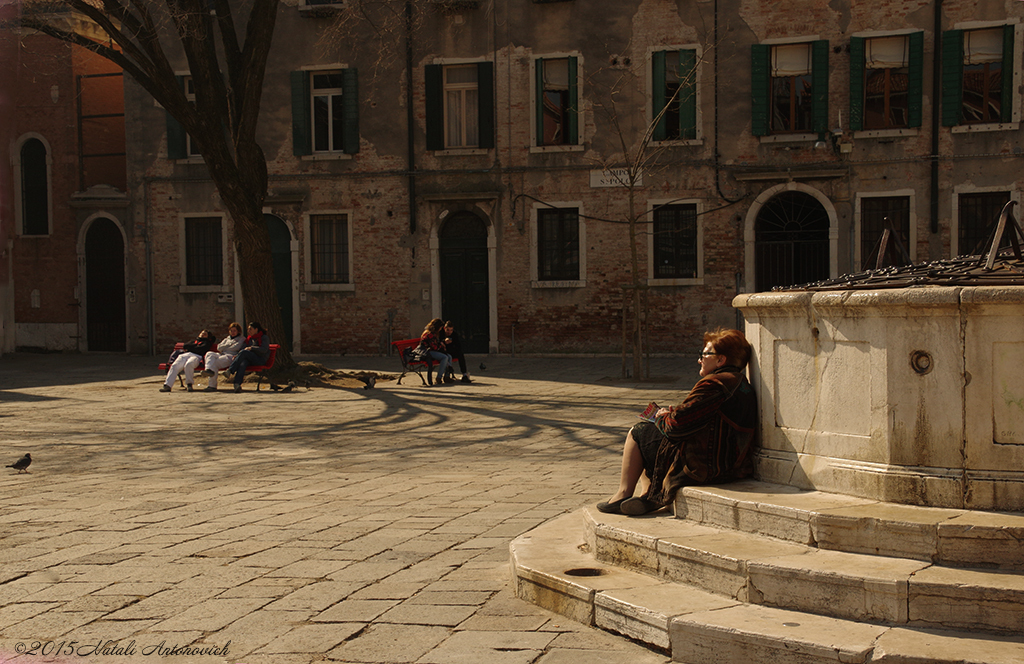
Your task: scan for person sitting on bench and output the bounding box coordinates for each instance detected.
[227,322,270,393]
[201,322,245,392]
[160,330,214,393]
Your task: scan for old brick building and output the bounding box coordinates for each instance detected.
[2,13,126,353]
[8,0,1023,357]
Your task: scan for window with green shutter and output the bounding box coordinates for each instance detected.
[535,56,579,145]
[850,33,923,131]
[943,26,1015,126]
[425,62,495,150]
[291,69,359,156]
[652,49,697,141]
[753,41,827,135]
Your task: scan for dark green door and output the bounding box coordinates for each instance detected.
[439,212,489,353]
[264,215,294,350]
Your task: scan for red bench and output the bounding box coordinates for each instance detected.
[391,338,459,386]
[158,343,280,390]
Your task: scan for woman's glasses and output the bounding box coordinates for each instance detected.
[699,351,720,357]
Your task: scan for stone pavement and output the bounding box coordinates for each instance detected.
[0,352,695,664]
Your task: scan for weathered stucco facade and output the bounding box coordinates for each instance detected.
[10,0,1023,356]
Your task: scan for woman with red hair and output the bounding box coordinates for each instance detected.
[598,328,758,516]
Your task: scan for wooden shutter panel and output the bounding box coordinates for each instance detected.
[342,68,360,155]
[290,71,311,157]
[425,64,444,151]
[567,56,579,144]
[166,76,187,159]
[477,61,495,149]
[651,51,668,141]
[751,44,770,136]
[908,32,924,128]
[941,30,964,127]
[812,40,830,134]
[1001,24,1015,123]
[848,37,865,132]
[679,49,697,140]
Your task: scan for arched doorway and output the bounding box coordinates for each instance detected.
[264,214,294,350]
[84,217,126,351]
[439,211,489,353]
[754,191,831,291]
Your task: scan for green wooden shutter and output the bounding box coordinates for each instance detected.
[567,56,579,145]
[477,61,494,149]
[941,30,964,127]
[751,44,770,136]
[425,64,444,151]
[679,49,697,140]
[812,40,829,134]
[341,68,359,154]
[651,51,668,141]
[1002,24,1015,123]
[534,57,545,145]
[166,75,187,159]
[290,71,311,156]
[848,37,865,132]
[908,32,924,128]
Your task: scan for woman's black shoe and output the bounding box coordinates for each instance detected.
[620,497,661,516]
[596,497,629,514]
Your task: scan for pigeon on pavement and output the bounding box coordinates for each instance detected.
[6,453,31,473]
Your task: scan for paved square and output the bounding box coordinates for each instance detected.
[0,353,682,663]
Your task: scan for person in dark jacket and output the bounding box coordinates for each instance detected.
[442,321,472,384]
[160,329,215,392]
[228,322,270,393]
[597,328,758,516]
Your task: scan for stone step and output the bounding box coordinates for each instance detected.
[674,480,1024,569]
[586,508,1024,634]
[511,511,1024,663]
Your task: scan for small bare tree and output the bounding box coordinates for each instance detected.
[586,46,709,380]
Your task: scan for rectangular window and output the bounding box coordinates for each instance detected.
[958,191,1010,256]
[752,41,828,136]
[771,44,813,133]
[184,217,223,286]
[444,64,480,149]
[863,37,910,129]
[943,26,1014,126]
[310,213,349,284]
[652,204,698,279]
[962,28,1006,124]
[537,207,580,281]
[291,69,359,157]
[312,71,345,152]
[652,50,697,141]
[860,197,910,270]
[537,58,573,145]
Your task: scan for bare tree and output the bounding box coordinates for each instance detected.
[17,0,294,367]
[587,46,710,380]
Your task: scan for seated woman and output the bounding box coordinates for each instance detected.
[200,322,245,392]
[227,322,270,393]
[160,330,214,392]
[598,328,758,516]
[415,318,451,387]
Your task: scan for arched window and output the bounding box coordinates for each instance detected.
[20,137,50,236]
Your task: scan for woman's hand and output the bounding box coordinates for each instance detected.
[656,407,671,418]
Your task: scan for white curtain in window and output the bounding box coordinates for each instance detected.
[965,28,1004,64]
[866,36,909,69]
[771,44,811,76]
[543,59,569,90]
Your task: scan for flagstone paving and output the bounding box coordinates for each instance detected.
[0,353,689,664]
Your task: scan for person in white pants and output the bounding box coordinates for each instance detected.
[161,330,214,392]
[201,322,245,391]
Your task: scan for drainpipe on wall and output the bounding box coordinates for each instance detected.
[144,178,155,355]
[405,0,417,236]
[930,0,943,236]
